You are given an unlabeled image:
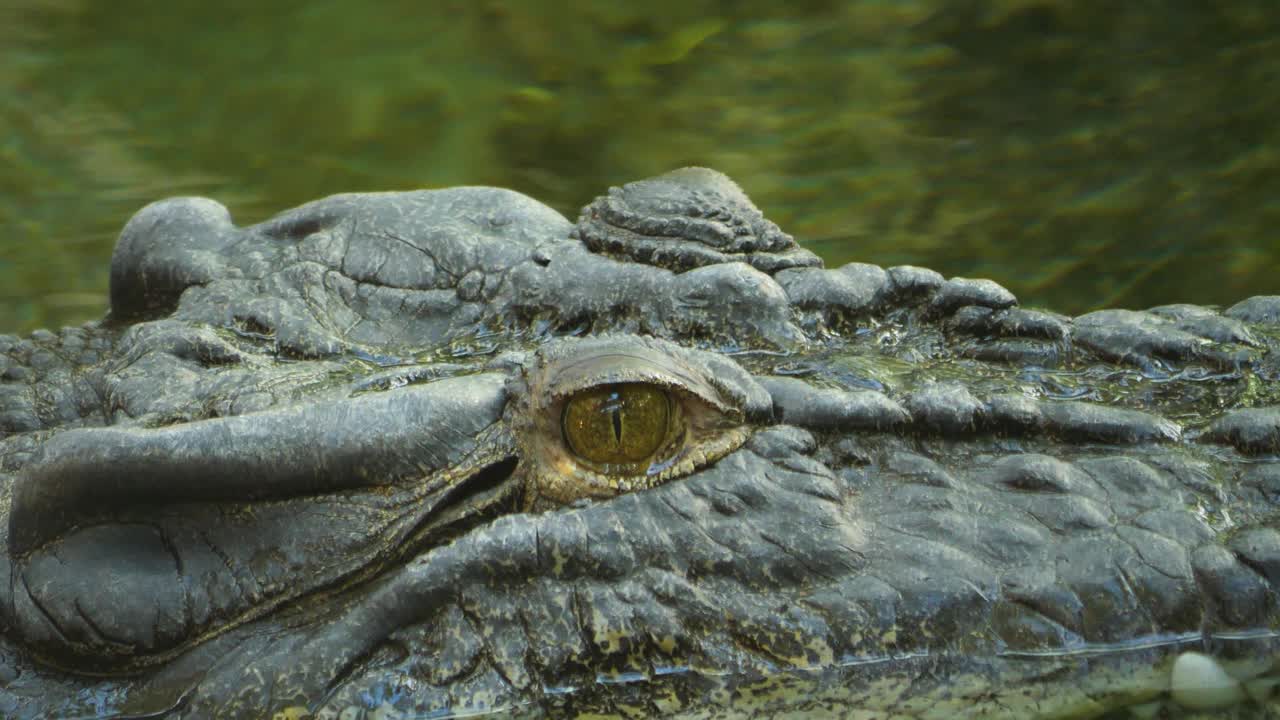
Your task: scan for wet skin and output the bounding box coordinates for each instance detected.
[0,168,1278,718]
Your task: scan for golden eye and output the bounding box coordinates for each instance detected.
[514,336,768,509]
[561,383,672,468]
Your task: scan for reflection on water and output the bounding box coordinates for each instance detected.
[3,1,1280,335]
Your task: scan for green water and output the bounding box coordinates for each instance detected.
[3,0,1279,335]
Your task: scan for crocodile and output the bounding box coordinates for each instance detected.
[1,167,1278,719]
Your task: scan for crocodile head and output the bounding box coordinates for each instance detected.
[1,168,1279,719]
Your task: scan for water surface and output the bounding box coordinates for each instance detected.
[3,1,1279,333]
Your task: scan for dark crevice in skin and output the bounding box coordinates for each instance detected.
[254,457,526,691]
[569,586,604,680]
[533,523,544,581]
[725,616,796,670]
[656,493,730,572]
[1114,532,1182,583]
[196,526,253,608]
[19,457,526,678]
[154,523,193,642]
[71,599,110,649]
[380,229,462,286]
[317,637,390,714]
[456,456,522,508]
[757,532,837,583]
[512,598,539,693]
[1232,551,1276,593]
[456,600,506,691]
[19,572,71,649]
[396,455,522,559]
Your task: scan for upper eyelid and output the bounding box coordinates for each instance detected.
[548,352,703,386]
[551,376,689,402]
[547,362,731,413]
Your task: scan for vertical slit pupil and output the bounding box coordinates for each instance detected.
[611,404,623,444]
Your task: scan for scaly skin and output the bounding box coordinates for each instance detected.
[0,168,1278,719]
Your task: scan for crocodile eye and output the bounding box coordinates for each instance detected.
[561,383,674,470]
[511,336,771,509]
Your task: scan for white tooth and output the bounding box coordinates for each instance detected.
[1245,676,1279,703]
[1127,700,1163,718]
[1171,651,1245,710]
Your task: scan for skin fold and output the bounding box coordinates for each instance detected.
[0,168,1277,718]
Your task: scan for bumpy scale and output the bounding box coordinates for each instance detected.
[0,168,1277,719]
